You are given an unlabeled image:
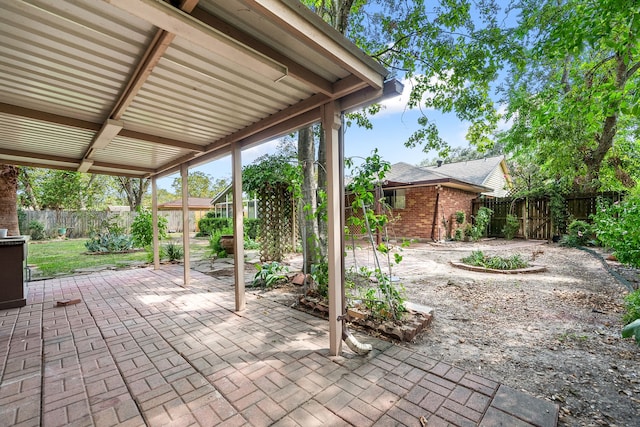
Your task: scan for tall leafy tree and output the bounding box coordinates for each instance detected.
[171,171,226,198]
[501,0,640,191]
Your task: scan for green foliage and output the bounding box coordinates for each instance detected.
[163,242,184,262]
[252,262,289,287]
[502,0,640,191]
[455,211,466,225]
[462,250,529,270]
[27,220,45,241]
[622,319,640,346]
[85,232,133,253]
[560,220,596,248]
[502,214,520,240]
[345,265,406,321]
[38,170,83,211]
[244,218,260,240]
[310,261,329,299]
[243,236,260,250]
[198,216,231,237]
[470,207,493,241]
[131,208,168,248]
[623,289,640,325]
[454,228,464,241]
[208,227,233,256]
[242,154,300,195]
[171,171,228,198]
[591,196,640,267]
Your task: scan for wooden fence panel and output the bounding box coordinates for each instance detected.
[475,192,623,241]
[20,210,198,238]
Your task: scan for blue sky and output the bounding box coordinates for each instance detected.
[156,79,473,191]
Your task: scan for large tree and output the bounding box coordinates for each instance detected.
[501,0,640,191]
[171,171,227,198]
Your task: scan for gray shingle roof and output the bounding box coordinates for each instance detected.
[424,156,504,186]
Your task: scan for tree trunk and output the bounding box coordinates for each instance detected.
[0,164,20,236]
[18,167,39,210]
[298,127,318,273]
[317,125,328,258]
[118,177,150,211]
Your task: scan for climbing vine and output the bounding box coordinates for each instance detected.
[243,154,300,262]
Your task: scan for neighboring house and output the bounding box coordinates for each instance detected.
[211,186,259,219]
[424,155,512,197]
[373,162,492,241]
[157,197,213,232]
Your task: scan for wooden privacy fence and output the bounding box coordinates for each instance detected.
[473,192,624,240]
[19,210,198,238]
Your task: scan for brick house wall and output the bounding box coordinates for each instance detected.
[386,186,478,241]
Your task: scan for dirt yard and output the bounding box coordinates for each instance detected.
[358,239,640,426]
[258,239,640,426]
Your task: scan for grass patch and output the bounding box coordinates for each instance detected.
[28,239,149,277]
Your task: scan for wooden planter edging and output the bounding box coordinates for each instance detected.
[298,296,433,342]
[449,261,547,274]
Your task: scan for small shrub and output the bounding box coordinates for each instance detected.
[164,242,184,262]
[198,216,231,237]
[252,262,289,287]
[470,207,493,241]
[454,228,464,241]
[502,214,520,240]
[85,232,134,253]
[461,250,529,270]
[209,227,233,256]
[243,236,260,250]
[131,208,168,248]
[591,196,640,268]
[27,220,46,240]
[244,218,260,240]
[560,220,595,247]
[455,210,466,225]
[310,261,329,298]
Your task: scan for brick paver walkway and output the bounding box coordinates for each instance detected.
[0,267,558,426]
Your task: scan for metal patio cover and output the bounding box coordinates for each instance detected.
[0,0,391,178]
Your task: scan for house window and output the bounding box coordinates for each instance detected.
[384,189,406,209]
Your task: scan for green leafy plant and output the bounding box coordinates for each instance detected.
[462,250,529,270]
[131,208,168,248]
[164,242,184,262]
[252,262,289,287]
[455,210,466,225]
[209,227,233,257]
[502,214,520,240]
[310,261,329,298]
[197,213,231,237]
[560,220,596,247]
[85,218,134,253]
[470,207,493,241]
[27,220,46,241]
[454,227,464,241]
[591,196,640,268]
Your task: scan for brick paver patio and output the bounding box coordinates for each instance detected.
[0,266,558,426]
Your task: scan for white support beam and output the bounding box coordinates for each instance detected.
[152,176,160,270]
[181,163,191,285]
[232,142,245,311]
[323,100,343,356]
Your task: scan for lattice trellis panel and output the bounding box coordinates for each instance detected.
[257,184,295,261]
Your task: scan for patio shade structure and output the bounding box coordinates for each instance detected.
[0,0,399,355]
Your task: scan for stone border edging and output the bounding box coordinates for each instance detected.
[449,261,547,274]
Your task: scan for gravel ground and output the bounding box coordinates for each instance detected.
[369,239,640,427]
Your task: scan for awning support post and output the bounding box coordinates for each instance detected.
[232,141,245,311]
[323,100,343,356]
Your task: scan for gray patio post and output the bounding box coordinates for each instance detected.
[152,176,160,269]
[232,141,245,311]
[323,100,343,356]
[181,163,190,285]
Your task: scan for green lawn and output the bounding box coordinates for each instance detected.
[28,237,211,278]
